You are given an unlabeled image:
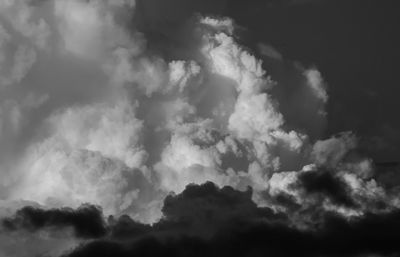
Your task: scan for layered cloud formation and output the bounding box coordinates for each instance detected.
[0,0,399,256]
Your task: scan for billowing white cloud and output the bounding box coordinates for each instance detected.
[201,25,307,176]
[155,134,220,193]
[203,33,269,94]
[229,93,283,142]
[36,100,146,169]
[269,170,300,199]
[8,100,150,217]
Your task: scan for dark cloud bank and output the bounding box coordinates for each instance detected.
[2,181,400,257]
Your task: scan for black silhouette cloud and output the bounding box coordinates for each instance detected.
[2,204,107,239]
[2,182,400,257]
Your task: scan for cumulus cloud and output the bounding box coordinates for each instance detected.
[0,1,399,257]
[8,100,154,219]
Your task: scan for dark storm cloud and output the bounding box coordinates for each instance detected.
[162,182,270,223]
[111,182,284,239]
[108,214,152,239]
[53,182,400,257]
[4,182,400,257]
[2,204,107,238]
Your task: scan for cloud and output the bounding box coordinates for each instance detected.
[7,100,156,220]
[106,50,168,96]
[0,0,50,49]
[0,204,103,257]
[257,43,283,61]
[0,0,51,89]
[202,26,307,166]
[4,182,399,257]
[266,159,397,224]
[167,60,201,93]
[2,204,107,238]
[154,120,240,194]
[160,182,274,235]
[0,25,37,87]
[64,212,400,257]
[0,92,49,194]
[54,0,137,59]
[199,16,235,35]
[0,0,378,220]
[303,67,328,104]
[312,132,357,168]
[0,92,48,137]
[27,99,147,168]
[297,169,356,208]
[0,1,399,257]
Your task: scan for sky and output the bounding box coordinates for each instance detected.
[0,0,400,257]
